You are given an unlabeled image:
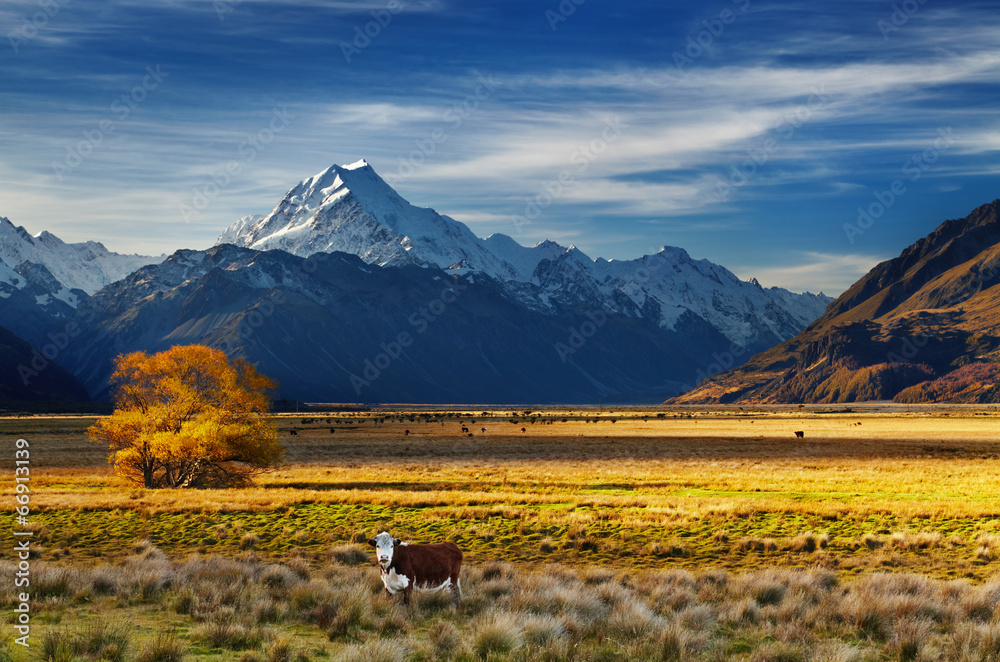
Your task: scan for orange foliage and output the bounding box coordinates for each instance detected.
[88,345,283,488]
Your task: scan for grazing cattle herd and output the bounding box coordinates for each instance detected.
[368,531,463,607]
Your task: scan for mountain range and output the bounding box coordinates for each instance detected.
[217,160,831,355]
[672,199,1000,404]
[2,160,831,403]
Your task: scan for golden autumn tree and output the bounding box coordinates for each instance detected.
[88,345,283,488]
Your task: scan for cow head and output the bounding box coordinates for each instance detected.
[367,531,401,569]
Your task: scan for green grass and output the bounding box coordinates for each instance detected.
[10,501,1000,578]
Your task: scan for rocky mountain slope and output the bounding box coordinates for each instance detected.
[56,245,736,403]
[672,199,1000,404]
[218,160,831,356]
[4,159,836,403]
[0,216,165,341]
[0,216,163,295]
[0,326,90,401]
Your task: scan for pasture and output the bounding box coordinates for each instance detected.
[4,405,1000,661]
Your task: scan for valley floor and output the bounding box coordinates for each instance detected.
[4,405,1000,660]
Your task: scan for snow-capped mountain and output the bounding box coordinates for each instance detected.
[217,159,521,279]
[0,216,164,296]
[218,160,831,351]
[58,244,733,403]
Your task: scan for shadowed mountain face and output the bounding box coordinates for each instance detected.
[672,200,1000,404]
[55,245,750,404]
[217,160,832,356]
[3,160,832,402]
[0,326,90,402]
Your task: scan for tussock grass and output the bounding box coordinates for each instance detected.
[38,621,132,662]
[16,544,1000,661]
[136,632,186,662]
[13,408,1000,659]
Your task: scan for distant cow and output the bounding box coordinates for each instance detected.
[289,430,298,436]
[368,532,462,606]
[521,427,526,433]
[481,427,487,433]
[404,430,410,436]
[794,430,804,438]
[461,426,469,433]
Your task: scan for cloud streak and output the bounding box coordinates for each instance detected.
[1,0,998,295]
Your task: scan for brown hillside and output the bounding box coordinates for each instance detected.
[672,199,1000,404]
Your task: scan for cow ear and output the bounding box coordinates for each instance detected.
[367,538,376,547]
[393,538,401,546]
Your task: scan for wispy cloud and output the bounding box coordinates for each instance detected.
[2,0,999,295]
[733,251,886,295]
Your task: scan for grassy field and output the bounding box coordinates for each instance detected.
[5,406,1000,660]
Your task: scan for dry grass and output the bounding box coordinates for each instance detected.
[12,543,1000,661]
[6,407,1000,578]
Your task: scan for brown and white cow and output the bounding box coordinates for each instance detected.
[368,531,463,606]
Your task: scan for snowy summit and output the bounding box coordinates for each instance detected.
[218,160,832,350]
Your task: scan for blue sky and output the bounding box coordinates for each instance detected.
[1,0,998,294]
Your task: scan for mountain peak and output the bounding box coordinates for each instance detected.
[343,158,370,170]
[0,216,163,295]
[216,159,831,349]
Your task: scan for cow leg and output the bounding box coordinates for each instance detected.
[451,575,462,606]
[403,584,413,606]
